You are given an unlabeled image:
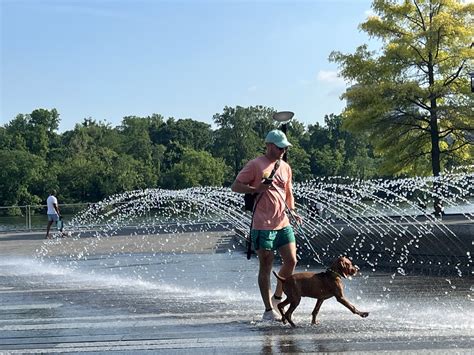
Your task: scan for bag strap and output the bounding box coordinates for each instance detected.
[246,159,281,259]
[267,159,281,181]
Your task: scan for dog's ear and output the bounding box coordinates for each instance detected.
[342,257,357,277]
[340,257,353,278]
[331,257,343,272]
[332,257,346,277]
[342,258,351,276]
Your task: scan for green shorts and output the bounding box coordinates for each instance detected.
[251,225,295,251]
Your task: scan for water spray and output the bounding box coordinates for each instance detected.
[272,183,323,264]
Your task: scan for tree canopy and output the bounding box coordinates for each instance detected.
[0,107,378,209]
[330,0,473,177]
[4,3,473,210]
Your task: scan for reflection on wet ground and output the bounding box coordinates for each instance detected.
[0,251,472,353]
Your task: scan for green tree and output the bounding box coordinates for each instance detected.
[280,121,312,181]
[1,109,62,204]
[330,0,473,178]
[63,118,121,157]
[3,108,60,156]
[0,149,44,207]
[58,148,158,202]
[303,115,377,178]
[285,143,312,181]
[0,126,12,149]
[118,116,154,162]
[154,117,214,183]
[154,118,213,151]
[212,105,275,182]
[162,148,228,189]
[312,146,345,176]
[147,113,166,144]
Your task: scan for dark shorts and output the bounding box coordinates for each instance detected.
[251,225,295,251]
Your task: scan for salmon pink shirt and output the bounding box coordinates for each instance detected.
[236,156,295,230]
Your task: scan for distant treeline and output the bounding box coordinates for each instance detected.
[0,106,379,207]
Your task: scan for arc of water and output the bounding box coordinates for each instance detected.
[41,169,473,276]
[296,183,421,270]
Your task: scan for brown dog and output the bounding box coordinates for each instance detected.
[273,256,369,327]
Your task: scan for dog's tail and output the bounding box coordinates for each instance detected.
[273,270,286,282]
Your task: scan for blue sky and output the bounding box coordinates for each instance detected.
[1,0,375,132]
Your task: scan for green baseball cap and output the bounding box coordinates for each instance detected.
[265,129,292,148]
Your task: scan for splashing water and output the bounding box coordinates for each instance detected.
[37,168,473,277]
[3,170,472,353]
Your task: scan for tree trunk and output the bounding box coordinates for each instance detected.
[430,107,443,217]
[428,58,443,217]
[429,107,441,178]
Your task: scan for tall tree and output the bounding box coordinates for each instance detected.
[283,120,313,181]
[330,0,473,179]
[3,108,60,157]
[63,118,120,156]
[0,149,45,206]
[212,105,275,182]
[303,115,378,178]
[117,116,154,163]
[161,148,228,189]
[154,118,213,151]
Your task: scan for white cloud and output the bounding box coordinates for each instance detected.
[316,70,345,86]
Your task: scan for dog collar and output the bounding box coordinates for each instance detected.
[327,268,345,279]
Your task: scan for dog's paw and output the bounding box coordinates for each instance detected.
[360,312,369,318]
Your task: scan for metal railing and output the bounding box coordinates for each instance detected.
[0,203,92,232]
[0,202,228,233]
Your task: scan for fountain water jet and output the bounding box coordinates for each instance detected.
[37,169,473,276]
[2,170,472,353]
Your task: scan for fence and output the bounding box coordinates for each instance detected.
[0,203,92,232]
[0,202,227,233]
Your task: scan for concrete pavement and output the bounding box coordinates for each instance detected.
[0,231,472,354]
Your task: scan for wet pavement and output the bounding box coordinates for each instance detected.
[0,232,472,354]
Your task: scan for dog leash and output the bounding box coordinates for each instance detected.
[247,159,281,260]
[247,194,263,259]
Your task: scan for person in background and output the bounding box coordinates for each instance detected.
[45,190,61,239]
[231,129,301,321]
